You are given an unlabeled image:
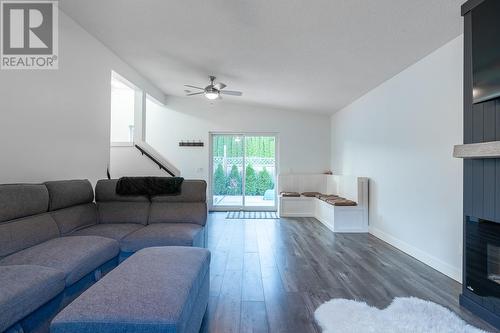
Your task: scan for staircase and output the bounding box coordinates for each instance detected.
[109,141,180,178]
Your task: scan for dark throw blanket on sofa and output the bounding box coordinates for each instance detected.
[116,177,184,196]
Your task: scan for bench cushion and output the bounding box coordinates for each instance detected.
[0,265,65,332]
[70,223,143,241]
[120,223,204,253]
[319,194,339,201]
[0,236,119,286]
[327,199,357,206]
[301,192,322,197]
[51,247,210,333]
[280,191,300,197]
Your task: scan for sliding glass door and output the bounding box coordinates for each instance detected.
[211,134,277,211]
[212,134,244,207]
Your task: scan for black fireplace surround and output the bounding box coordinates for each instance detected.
[460,0,500,328]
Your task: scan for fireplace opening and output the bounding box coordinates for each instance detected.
[465,217,500,302]
[488,244,500,285]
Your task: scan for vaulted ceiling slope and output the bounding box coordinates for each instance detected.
[60,0,463,114]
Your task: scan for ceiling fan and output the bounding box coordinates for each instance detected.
[184,76,243,100]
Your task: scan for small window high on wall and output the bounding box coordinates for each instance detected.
[110,72,141,145]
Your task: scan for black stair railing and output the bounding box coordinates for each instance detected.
[134,144,176,177]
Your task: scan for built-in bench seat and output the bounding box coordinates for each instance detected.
[280,192,358,207]
[278,174,369,233]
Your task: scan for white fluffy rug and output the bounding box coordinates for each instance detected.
[314,297,489,333]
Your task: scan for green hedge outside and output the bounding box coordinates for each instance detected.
[213,164,274,196]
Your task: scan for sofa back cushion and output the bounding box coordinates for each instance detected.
[45,180,94,211]
[151,180,206,203]
[0,184,49,222]
[95,180,150,225]
[97,202,150,225]
[50,203,98,235]
[149,180,207,226]
[148,202,207,226]
[0,214,60,258]
[0,183,59,258]
[45,180,98,234]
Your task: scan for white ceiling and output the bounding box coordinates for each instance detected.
[60,0,464,114]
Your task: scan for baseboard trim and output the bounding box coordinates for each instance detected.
[369,226,462,283]
[279,213,315,218]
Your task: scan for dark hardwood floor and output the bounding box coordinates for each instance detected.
[200,212,498,333]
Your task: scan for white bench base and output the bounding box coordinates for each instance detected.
[279,196,368,233]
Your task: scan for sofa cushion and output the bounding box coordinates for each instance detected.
[0,236,119,286]
[0,184,49,222]
[95,179,149,202]
[97,202,149,225]
[70,223,143,241]
[45,180,94,211]
[0,265,65,332]
[95,179,150,225]
[148,202,207,226]
[0,213,60,259]
[50,203,98,235]
[51,247,210,333]
[121,223,204,253]
[151,180,207,202]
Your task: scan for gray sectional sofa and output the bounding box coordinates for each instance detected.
[0,178,207,333]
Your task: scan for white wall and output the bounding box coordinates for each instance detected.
[330,36,463,281]
[144,96,331,183]
[0,11,166,185]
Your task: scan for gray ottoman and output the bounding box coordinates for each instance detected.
[51,246,210,333]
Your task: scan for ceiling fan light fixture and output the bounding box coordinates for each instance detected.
[205,90,219,100]
[185,76,241,100]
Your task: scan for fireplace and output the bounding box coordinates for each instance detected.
[463,217,500,319]
[460,0,500,328]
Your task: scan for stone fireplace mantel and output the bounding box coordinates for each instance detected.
[454,141,500,159]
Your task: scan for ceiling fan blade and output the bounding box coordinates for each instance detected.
[220,90,242,96]
[214,82,227,90]
[186,91,204,96]
[184,84,204,90]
